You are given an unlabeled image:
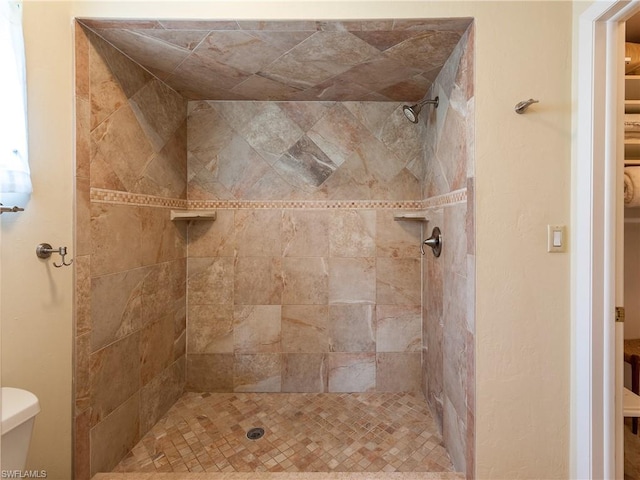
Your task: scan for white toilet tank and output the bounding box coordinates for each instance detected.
[1,387,40,471]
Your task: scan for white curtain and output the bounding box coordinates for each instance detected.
[0,0,31,194]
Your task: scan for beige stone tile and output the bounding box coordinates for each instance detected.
[327,353,375,392]
[88,27,154,98]
[233,305,282,353]
[232,73,303,101]
[376,305,421,353]
[272,134,341,191]
[75,333,91,413]
[281,305,329,353]
[76,176,91,256]
[91,203,142,276]
[234,209,282,257]
[234,354,282,392]
[76,97,91,179]
[443,276,468,422]
[438,119,467,194]
[138,122,188,199]
[282,353,327,392]
[140,206,187,266]
[95,27,192,81]
[88,32,129,130]
[129,78,187,153]
[423,209,444,426]
[187,102,233,175]
[90,333,141,426]
[139,358,185,433]
[234,257,283,305]
[188,209,236,257]
[174,318,187,360]
[378,109,423,169]
[305,103,376,167]
[187,304,234,354]
[372,168,422,201]
[466,178,475,255]
[443,203,468,278]
[90,105,156,193]
[282,257,328,305]
[91,267,146,352]
[328,305,375,353]
[142,260,186,328]
[240,166,299,202]
[375,210,421,258]
[188,257,234,305]
[94,474,463,479]
[216,133,276,199]
[319,149,374,201]
[106,387,458,475]
[281,209,330,257]
[140,315,175,386]
[75,255,92,337]
[75,22,90,100]
[343,101,398,137]
[186,353,234,392]
[376,352,421,392]
[278,101,333,131]
[214,102,302,165]
[375,258,420,305]
[329,209,376,258]
[90,392,140,476]
[328,257,375,305]
[465,328,475,420]
[443,396,466,473]
[74,408,91,480]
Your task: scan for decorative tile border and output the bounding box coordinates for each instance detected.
[90,188,467,210]
[90,189,188,208]
[420,189,467,209]
[187,199,426,210]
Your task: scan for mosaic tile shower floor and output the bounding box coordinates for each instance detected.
[113,392,454,474]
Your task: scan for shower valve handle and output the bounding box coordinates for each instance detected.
[421,227,442,257]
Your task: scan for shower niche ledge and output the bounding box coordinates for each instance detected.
[393,211,429,222]
[170,209,217,222]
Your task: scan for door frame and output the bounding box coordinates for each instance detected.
[575,1,640,478]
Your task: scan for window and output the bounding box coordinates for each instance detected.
[0,0,31,194]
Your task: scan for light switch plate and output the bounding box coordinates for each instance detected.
[547,224,566,253]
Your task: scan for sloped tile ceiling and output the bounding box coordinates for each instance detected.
[78,18,473,102]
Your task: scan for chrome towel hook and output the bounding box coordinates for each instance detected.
[421,227,442,257]
[36,243,73,267]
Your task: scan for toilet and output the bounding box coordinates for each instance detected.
[1,387,40,471]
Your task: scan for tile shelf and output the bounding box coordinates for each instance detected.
[170,209,217,222]
[393,211,429,222]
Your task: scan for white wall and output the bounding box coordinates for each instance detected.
[1,2,74,478]
[2,2,573,478]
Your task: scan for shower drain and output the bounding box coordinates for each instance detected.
[246,427,265,440]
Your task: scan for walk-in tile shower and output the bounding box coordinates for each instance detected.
[73,17,475,479]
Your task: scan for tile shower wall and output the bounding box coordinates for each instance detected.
[74,27,188,478]
[420,26,475,477]
[72,17,475,479]
[184,101,425,393]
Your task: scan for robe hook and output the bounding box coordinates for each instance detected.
[36,243,73,267]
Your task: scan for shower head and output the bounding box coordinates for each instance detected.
[402,97,439,123]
